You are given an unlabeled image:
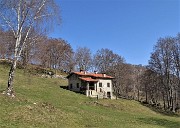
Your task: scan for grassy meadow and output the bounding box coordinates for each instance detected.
[0,64,180,128]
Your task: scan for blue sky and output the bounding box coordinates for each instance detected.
[49,0,180,65]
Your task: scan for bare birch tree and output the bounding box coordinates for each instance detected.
[0,0,60,96]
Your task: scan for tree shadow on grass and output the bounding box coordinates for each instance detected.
[59,85,68,90]
[137,117,180,128]
[59,86,85,95]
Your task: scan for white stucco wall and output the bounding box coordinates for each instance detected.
[97,79,112,92]
[68,74,113,98]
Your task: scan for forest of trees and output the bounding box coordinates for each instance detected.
[0,0,179,113]
[146,34,180,112]
[0,29,179,112]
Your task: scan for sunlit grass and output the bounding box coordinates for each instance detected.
[0,64,180,128]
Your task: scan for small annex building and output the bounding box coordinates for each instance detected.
[67,70,114,99]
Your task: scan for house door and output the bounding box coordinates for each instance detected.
[107,92,111,98]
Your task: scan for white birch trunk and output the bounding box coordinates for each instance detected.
[0,0,59,96]
[6,33,21,96]
[7,59,17,96]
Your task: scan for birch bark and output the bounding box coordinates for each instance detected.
[0,0,60,96]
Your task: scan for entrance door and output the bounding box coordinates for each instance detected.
[107,92,111,98]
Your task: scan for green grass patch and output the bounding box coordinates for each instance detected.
[0,64,180,128]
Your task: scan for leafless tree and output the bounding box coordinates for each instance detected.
[111,63,134,99]
[34,38,74,73]
[47,38,74,73]
[131,65,145,101]
[93,48,126,98]
[171,33,180,111]
[93,48,124,73]
[0,30,15,59]
[20,29,43,69]
[148,35,180,111]
[74,47,92,71]
[140,69,162,105]
[0,0,60,96]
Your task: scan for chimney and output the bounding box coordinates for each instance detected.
[94,71,98,74]
[80,69,84,73]
[102,73,106,77]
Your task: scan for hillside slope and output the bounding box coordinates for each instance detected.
[0,64,180,128]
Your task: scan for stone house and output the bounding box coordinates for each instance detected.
[67,71,114,99]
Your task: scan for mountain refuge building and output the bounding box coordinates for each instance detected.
[67,71,114,99]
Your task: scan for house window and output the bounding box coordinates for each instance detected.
[107,83,110,87]
[77,83,79,88]
[99,82,102,87]
[70,84,73,89]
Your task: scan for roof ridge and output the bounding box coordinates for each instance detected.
[69,72,114,79]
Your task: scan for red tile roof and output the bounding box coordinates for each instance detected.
[88,73,114,79]
[79,77,99,82]
[68,71,114,79]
